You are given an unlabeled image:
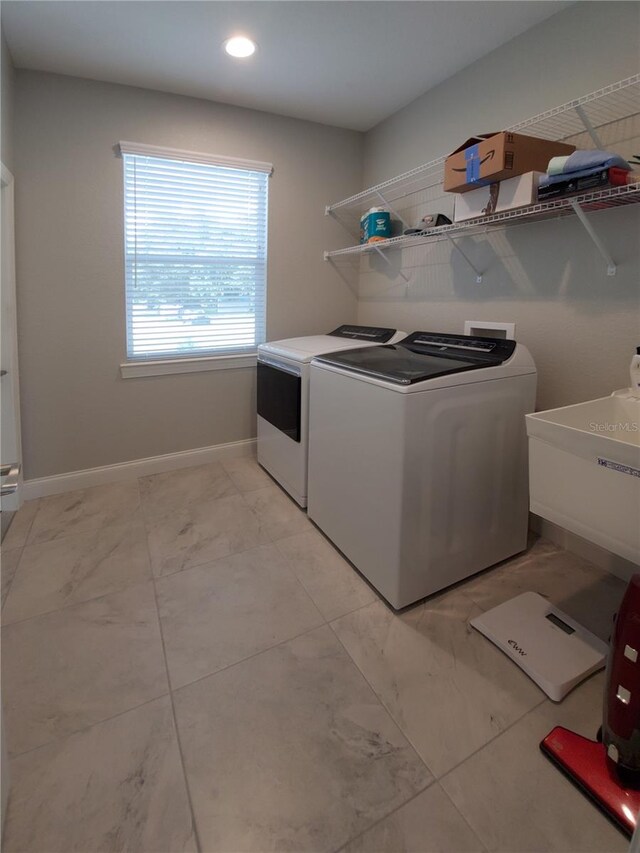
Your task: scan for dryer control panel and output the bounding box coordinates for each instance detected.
[329,325,397,342]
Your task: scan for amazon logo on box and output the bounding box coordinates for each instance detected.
[443,131,575,194]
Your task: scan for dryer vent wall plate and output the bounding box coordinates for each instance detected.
[464,321,515,340]
[470,592,609,702]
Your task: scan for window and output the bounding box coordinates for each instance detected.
[120,142,270,366]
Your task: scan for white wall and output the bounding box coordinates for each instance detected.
[358,2,640,411]
[1,28,15,172]
[15,72,362,479]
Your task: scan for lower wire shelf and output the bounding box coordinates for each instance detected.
[323,183,640,278]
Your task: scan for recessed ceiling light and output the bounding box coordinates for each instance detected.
[224,36,257,59]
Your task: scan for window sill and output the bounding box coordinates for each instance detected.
[120,353,257,379]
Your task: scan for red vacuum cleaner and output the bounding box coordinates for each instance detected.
[541,574,640,836]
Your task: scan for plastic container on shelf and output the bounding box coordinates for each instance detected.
[362,207,391,243]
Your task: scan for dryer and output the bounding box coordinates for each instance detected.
[257,325,406,507]
[307,331,537,608]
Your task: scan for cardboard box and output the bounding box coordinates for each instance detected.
[444,132,575,193]
[453,171,543,222]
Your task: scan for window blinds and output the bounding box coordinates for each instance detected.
[121,143,270,360]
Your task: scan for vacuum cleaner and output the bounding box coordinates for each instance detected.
[541,574,640,836]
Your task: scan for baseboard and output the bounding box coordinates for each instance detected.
[23,438,257,500]
[530,512,639,583]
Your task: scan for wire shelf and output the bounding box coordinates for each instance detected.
[327,156,445,213]
[326,74,640,216]
[508,75,640,142]
[324,183,640,260]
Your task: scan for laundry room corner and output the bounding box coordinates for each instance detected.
[354,2,640,413]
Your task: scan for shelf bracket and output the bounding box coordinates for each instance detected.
[444,233,483,283]
[574,105,604,150]
[375,190,410,230]
[371,244,410,283]
[569,199,617,275]
[569,198,616,275]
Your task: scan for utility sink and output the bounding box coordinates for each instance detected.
[526,392,640,565]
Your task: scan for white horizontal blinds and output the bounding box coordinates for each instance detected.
[123,148,268,360]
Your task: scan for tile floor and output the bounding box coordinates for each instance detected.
[0,456,630,853]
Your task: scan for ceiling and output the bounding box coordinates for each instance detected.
[2,1,570,131]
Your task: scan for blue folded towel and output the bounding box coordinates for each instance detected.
[563,150,629,173]
[540,150,631,188]
[539,161,629,188]
[548,149,630,176]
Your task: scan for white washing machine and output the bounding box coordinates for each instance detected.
[257,325,406,507]
[307,331,537,608]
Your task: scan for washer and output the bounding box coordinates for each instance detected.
[257,325,406,507]
[307,331,537,608]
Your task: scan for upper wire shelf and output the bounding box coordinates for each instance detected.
[325,74,640,216]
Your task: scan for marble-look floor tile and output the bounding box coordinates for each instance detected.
[28,481,141,545]
[343,784,484,853]
[139,462,237,521]
[221,456,274,492]
[2,520,152,624]
[1,548,22,608]
[441,674,626,853]
[277,530,375,621]
[243,484,312,541]
[462,538,626,642]
[3,581,168,755]
[332,592,544,778]
[2,500,39,549]
[156,544,324,688]
[146,492,270,577]
[3,696,196,853]
[174,625,431,853]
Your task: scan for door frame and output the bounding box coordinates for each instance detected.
[1,161,23,515]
